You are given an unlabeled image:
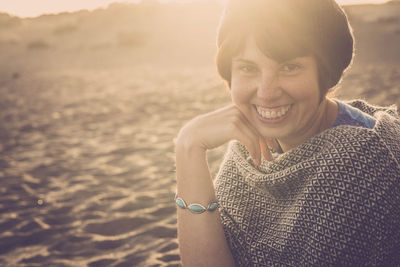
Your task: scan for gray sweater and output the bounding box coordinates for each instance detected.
[215,100,400,266]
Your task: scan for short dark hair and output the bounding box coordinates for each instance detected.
[216,0,354,95]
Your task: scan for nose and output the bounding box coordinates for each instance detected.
[256,71,282,100]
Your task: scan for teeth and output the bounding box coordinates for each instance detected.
[256,105,291,119]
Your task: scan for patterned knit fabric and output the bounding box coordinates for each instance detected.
[214,100,400,266]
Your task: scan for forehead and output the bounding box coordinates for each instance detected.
[233,36,317,68]
[229,27,311,65]
[232,36,298,66]
[233,37,266,60]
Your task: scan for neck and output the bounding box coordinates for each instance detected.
[278,98,338,152]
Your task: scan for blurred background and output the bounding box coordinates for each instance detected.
[0,0,399,266]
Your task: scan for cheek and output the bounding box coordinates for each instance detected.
[230,82,253,105]
[284,77,320,102]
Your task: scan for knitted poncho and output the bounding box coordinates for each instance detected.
[214,100,400,266]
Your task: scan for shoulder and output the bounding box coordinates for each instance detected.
[330,99,400,145]
[347,99,399,117]
[324,99,400,171]
[332,99,376,129]
[346,100,400,155]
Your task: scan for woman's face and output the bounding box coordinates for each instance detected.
[230,37,327,150]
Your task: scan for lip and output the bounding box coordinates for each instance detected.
[256,104,290,110]
[254,104,292,124]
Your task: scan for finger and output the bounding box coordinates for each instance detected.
[272,139,280,151]
[241,129,261,165]
[265,138,275,150]
[270,138,283,153]
[238,115,271,163]
[259,138,273,162]
[238,118,273,162]
[230,107,264,164]
[236,114,269,164]
[233,122,261,165]
[238,117,263,165]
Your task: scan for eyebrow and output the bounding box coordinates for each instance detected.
[232,58,256,64]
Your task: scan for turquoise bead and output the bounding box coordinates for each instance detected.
[174,194,219,214]
[188,204,206,214]
[207,202,219,211]
[175,197,187,209]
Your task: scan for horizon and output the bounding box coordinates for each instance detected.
[0,0,391,18]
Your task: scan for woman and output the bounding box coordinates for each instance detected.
[174,0,400,266]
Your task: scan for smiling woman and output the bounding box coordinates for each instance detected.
[174,0,400,266]
[230,42,335,152]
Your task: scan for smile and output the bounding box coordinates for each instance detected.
[256,105,291,120]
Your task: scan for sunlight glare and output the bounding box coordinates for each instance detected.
[0,0,391,18]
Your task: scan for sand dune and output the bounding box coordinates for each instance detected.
[0,1,399,266]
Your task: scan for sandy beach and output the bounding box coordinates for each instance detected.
[0,1,399,266]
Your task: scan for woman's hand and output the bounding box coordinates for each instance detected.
[176,104,273,164]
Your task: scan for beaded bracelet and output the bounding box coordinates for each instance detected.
[175,194,219,214]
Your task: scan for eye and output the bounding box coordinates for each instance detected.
[280,63,301,74]
[238,65,258,74]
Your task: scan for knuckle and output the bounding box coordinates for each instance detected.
[230,106,242,116]
[230,115,242,127]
